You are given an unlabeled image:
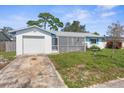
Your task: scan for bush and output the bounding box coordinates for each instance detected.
[106,40,122,49]
[89,45,101,51]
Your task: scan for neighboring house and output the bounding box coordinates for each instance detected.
[0,31,12,41]
[10,26,105,56]
[84,34,105,49]
[0,31,16,52]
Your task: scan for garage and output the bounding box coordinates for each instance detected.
[11,26,53,56]
[23,36,45,55]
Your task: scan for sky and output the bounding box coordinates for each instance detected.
[0,5,124,35]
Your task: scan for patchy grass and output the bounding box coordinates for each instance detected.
[0,51,16,61]
[49,49,124,88]
[0,52,16,70]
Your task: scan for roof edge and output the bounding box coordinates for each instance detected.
[9,25,56,35]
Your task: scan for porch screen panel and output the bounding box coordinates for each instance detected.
[59,36,85,52]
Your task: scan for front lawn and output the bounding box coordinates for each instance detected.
[49,49,124,88]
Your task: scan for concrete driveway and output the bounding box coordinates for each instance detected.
[0,55,66,88]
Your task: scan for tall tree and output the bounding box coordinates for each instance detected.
[38,12,54,29]
[62,22,71,31]
[107,21,124,58]
[27,12,63,31]
[63,21,87,32]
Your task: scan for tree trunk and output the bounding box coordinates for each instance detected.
[112,41,115,58]
[44,22,46,30]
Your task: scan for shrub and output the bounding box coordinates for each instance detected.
[89,45,101,51]
[106,40,122,49]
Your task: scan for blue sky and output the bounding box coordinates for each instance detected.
[0,5,124,35]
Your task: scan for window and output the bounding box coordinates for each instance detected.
[52,38,58,50]
[90,39,97,44]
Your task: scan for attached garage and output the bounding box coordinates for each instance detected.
[12,26,53,56]
[22,36,45,54]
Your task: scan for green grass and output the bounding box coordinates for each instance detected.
[49,49,124,88]
[0,51,16,61]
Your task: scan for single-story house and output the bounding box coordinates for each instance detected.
[10,26,105,56]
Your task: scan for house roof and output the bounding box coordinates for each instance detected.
[55,31,103,37]
[105,36,124,41]
[9,25,55,34]
[0,31,11,41]
[9,26,103,38]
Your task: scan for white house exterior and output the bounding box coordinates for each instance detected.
[10,26,105,56]
[85,37,105,49]
[13,27,53,55]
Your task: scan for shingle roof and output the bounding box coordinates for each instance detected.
[0,31,11,41]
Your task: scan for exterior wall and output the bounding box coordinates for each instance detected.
[16,28,52,56]
[122,42,124,48]
[85,37,105,49]
[58,36,86,52]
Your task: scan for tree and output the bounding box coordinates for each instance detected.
[38,12,54,29]
[63,21,87,32]
[27,20,42,27]
[93,32,100,35]
[27,12,63,31]
[62,22,71,31]
[107,21,124,58]
[0,26,13,32]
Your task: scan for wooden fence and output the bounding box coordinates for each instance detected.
[0,41,16,52]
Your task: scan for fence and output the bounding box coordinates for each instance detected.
[0,41,16,52]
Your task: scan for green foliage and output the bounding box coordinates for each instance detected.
[27,20,42,27]
[27,12,63,31]
[49,49,124,87]
[89,45,101,51]
[62,21,88,32]
[0,52,16,61]
[93,32,100,35]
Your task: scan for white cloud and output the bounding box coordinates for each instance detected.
[101,11,116,17]
[97,5,118,10]
[63,9,91,22]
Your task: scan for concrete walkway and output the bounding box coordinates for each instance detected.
[0,55,66,88]
[90,78,124,88]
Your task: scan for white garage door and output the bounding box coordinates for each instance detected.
[23,36,45,55]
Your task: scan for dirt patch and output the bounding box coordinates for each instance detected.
[0,56,9,70]
[0,63,9,70]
